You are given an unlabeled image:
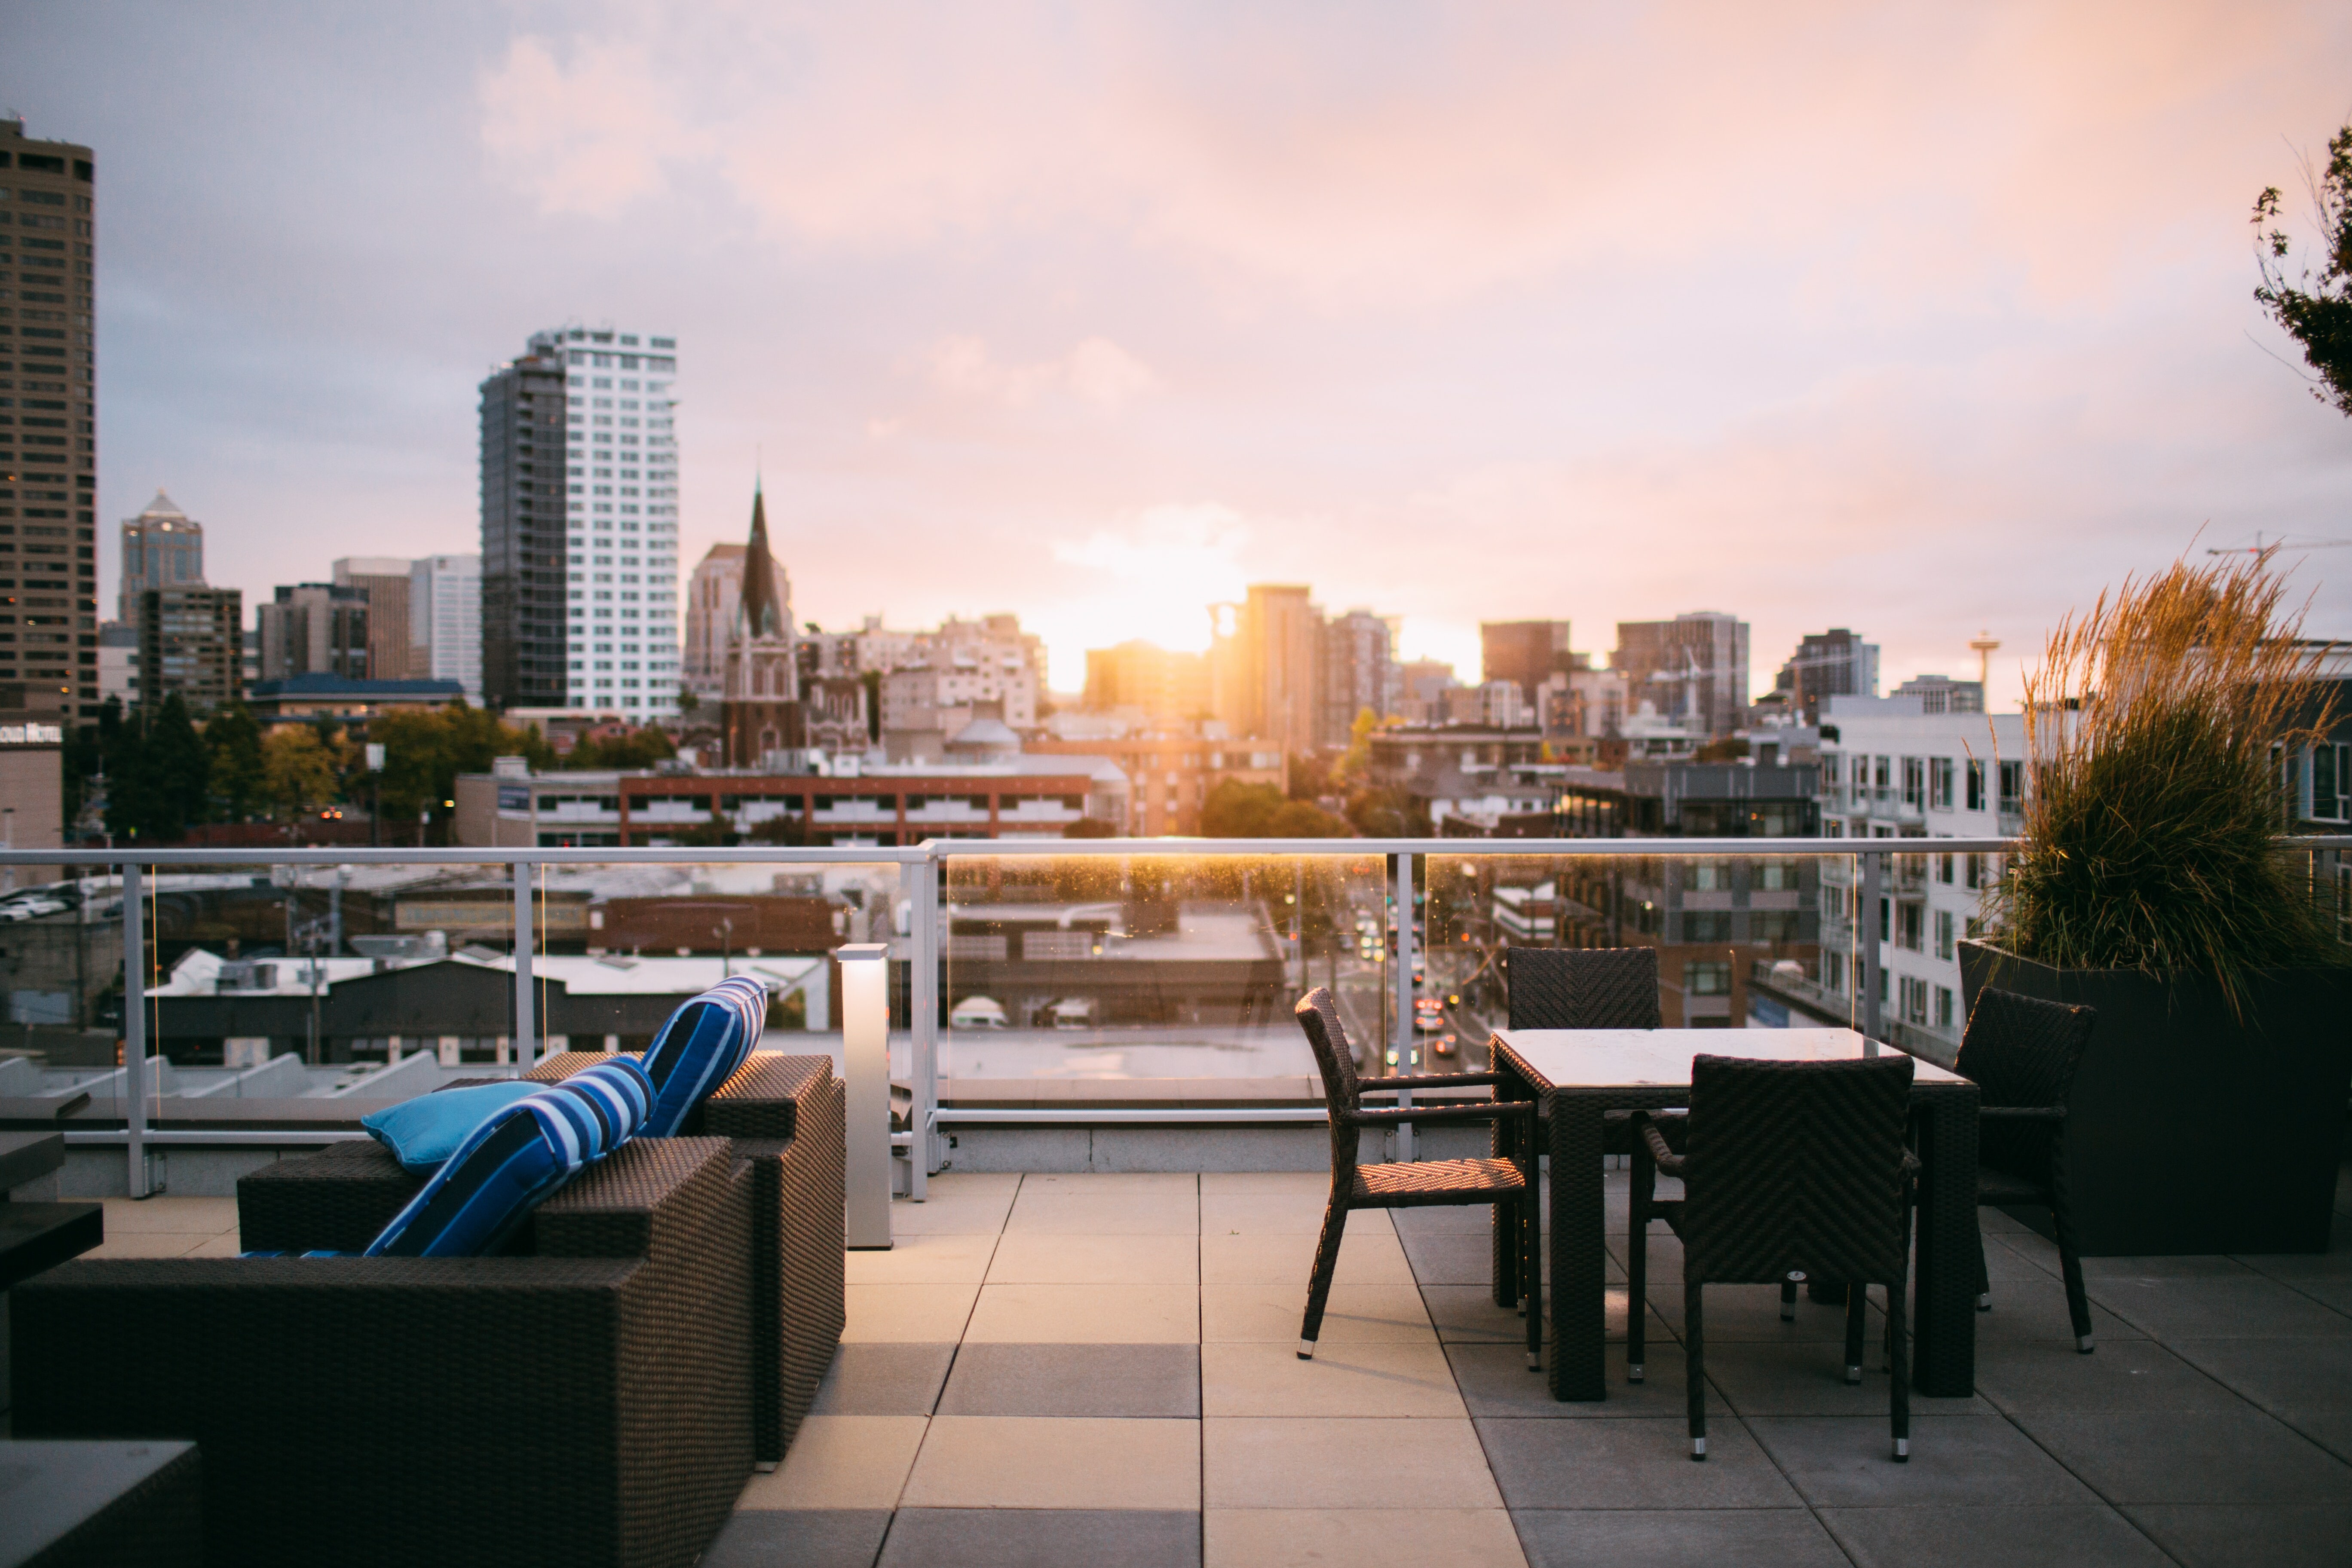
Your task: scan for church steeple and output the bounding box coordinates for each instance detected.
[737,481,786,641]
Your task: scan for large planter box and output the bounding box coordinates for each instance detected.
[1958,940,2352,1256]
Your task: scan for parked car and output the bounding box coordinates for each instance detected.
[1430,1032,1458,1058]
[949,996,1008,1030]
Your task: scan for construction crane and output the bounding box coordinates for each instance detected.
[2205,533,2352,555]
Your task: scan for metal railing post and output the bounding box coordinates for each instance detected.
[839,943,894,1247]
[122,862,149,1197]
[911,847,941,1196]
[513,860,536,1075]
[1393,851,1415,1160]
[1859,846,1884,1052]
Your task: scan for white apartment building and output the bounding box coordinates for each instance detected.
[542,326,681,717]
[409,554,482,704]
[1814,693,2025,1057]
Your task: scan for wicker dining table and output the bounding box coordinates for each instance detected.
[1487,1027,1982,1401]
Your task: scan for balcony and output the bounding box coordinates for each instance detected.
[6,835,2350,1565]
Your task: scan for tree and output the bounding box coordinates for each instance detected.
[563,726,677,771]
[204,703,266,821]
[1201,779,1351,838]
[1331,707,1381,789]
[1286,750,1335,803]
[263,726,342,819]
[1345,784,1424,838]
[101,694,209,841]
[2253,122,2352,416]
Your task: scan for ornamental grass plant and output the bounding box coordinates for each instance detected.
[1991,551,2344,1017]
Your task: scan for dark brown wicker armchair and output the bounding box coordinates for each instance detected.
[1629,1054,1920,1461]
[1953,989,2099,1353]
[1293,988,1541,1366]
[1505,946,1662,1031]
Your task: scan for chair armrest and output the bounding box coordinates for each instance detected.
[1978,1106,2066,1121]
[1348,1100,1536,1127]
[1630,1111,1686,1175]
[1359,1072,1503,1091]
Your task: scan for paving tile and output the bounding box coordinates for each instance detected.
[1447,1344,1692,1420]
[2011,1406,2352,1505]
[1200,1172,1330,1194]
[900,1416,1200,1510]
[936,1343,1199,1418]
[85,1231,213,1259]
[1512,1508,1845,1568]
[887,1195,1015,1236]
[1421,1284,1590,1345]
[1817,1506,2173,1568]
[1476,1415,1802,1509]
[1201,1228,1414,1285]
[844,1233,998,1285]
[1203,1282,1432,1343]
[1971,1338,2240,1414]
[962,1283,1199,1344]
[841,1283,979,1344]
[1391,1203,1509,1236]
[809,1344,958,1417]
[1747,1414,2097,1507]
[183,1232,246,1258]
[2086,1274,2352,1341]
[1003,1191,1201,1235]
[1202,1339,1467,1417]
[1703,1339,1991,1417]
[879,1509,1200,1568]
[1204,1417,1501,1508]
[1968,1283,2145,1347]
[1017,1172,1198,1194]
[99,1196,238,1233]
[984,1232,1198,1285]
[2162,1336,2352,1415]
[2078,1254,2255,1280]
[737,1416,930,1510]
[704,1508,892,1568]
[1645,1279,1875,1343]
[1201,1192,1386,1235]
[2280,1412,2352,1465]
[2122,1504,2352,1568]
[1207,1507,1526,1568]
[1403,1231,1554,1286]
[923,1173,1022,1195]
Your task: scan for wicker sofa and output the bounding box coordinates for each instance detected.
[237,1050,845,1467]
[12,1138,752,1568]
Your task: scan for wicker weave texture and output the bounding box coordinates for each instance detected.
[1506,946,1661,1031]
[236,1141,423,1254]
[1955,990,2094,1183]
[15,1139,753,1568]
[1676,1054,1915,1283]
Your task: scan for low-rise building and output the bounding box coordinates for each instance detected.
[1027,731,1286,836]
[245,674,465,726]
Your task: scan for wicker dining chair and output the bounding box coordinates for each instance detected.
[1629,1054,1920,1461]
[1505,946,1662,1032]
[1294,988,1543,1366]
[1954,988,2100,1353]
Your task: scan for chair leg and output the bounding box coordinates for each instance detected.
[1780,1274,1801,1321]
[1522,1188,1543,1372]
[1299,1199,1348,1360]
[1888,1216,1911,1462]
[1627,1139,1651,1383]
[2053,1204,2095,1354]
[1844,1283,1867,1385]
[1973,1220,1991,1311]
[1685,1280,1707,1459]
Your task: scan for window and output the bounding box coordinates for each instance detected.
[1965,759,1985,812]
[2314,743,2350,823]
[1929,757,1954,810]
[1874,756,1891,799]
[1899,901,1923,951]
[1901,975,1928,1024]
[1685,960,1731,995]
[1964,852,1983,890]
[1823,949,1844,992]
[1937,852,1955,884]
[1689,862,1724,891]
[1934,985,1955,1030]
[1683,912,1731,942]
[1998,760,2024,816]
[1935,909,1954,960]
[1756,860,1796,891]
[1751,910,1799,943]
[1902,757,1924,808]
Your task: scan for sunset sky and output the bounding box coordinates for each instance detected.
[13,2,2352,704]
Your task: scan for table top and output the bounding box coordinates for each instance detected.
[1491,1027,1969,1090]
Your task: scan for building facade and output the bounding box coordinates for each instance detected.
[478,338,569,710]
[685,542,790,707]
[1323,610,1396,747]
[719,487,801,765]
[1083,640,1210,726]
[1027,733,1286,836]
[118,490,202,622]
[334,556,411,683]
[1888,673,1985,714]
[136,585,242,712]
[257,582,368,681]
[1481,620,1574,703]
[408,553,481,704]
[0,117,99,725]
[1772,628,1878,720]
[1210,585,1322,755]
[1613,611,1751,739]
[545,325,681,716]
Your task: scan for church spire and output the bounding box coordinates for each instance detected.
[738,481,785,640]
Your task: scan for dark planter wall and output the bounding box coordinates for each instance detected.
[1959,941,2352,1255]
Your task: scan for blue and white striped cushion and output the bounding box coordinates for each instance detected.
[363,1057,655,1258]
[637,974,767,1137]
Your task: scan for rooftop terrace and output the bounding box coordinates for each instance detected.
[37,1159,2352,1568]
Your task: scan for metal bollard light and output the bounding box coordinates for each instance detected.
[838,943,893,1250]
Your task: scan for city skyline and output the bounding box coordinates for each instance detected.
[12,5,2352,708]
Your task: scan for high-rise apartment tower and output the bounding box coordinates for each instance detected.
[119,490,202,622]
[0,118,99,723]
[1613,611,1751,739]
[409,554,482,704]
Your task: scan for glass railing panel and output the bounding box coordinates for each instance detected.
[937,851,1387,1081]
[1424,851,1858,1059]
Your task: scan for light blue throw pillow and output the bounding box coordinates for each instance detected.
[361,1082,538,1173]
